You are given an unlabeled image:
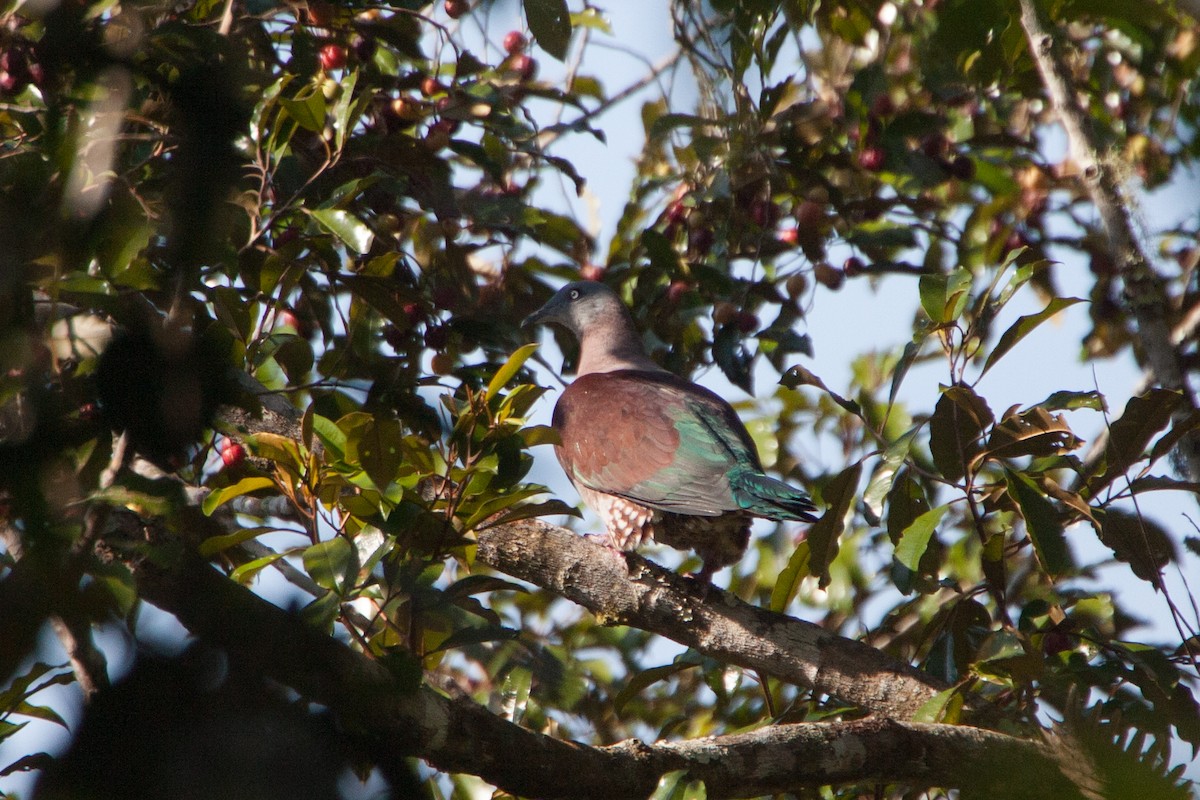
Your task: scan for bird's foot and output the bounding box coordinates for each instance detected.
[686,565,718,601]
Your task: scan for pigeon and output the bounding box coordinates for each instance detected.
[524,280,817,581]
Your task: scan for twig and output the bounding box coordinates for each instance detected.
[1016,0,1200,484]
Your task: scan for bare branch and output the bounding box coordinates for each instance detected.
[476,519,949,720]
[109,522,1068,799]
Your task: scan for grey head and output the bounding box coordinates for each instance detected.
[523,281,664,375]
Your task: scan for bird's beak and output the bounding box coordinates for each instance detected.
[522,296,557,329]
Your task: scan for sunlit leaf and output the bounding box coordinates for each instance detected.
[311,208,375,255]
[894,504,947,573]
[487,343,540,401]
[981,297,1084,376]
[201,476,275,516]
[981,406,1083,462]
[304,537,356,594]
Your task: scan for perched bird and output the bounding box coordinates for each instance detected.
[525,280,818,581]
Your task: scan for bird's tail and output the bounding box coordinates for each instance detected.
[730,468,818,522]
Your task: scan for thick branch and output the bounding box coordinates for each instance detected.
[109,527,1068,799]
[1017,0,1200,481]
[476,519,947,720]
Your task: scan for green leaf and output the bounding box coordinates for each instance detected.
[912,686,963,724]
[198,526,278,557]
[980,297,1084,376]
[894,504,948,572]
[279,91,327,133]
[919,268,972,324]
[487,342,539,401]
[442,574,529,600]
[928,385,994,483]
[1091,508,1175,584]
[202,477,275,516]
[1084,388,1184,497]
[358,417,403,488]
[807,462,863,588]
[888,339,923,410]
[863,426,920,522]
[303,537,356,594]
[429,624,520,654]
[481,498,581,528]
[524,0,572,60]
[1038,389,1106,412]
[1005,469,1073,576]
[230,549,290,584]
[648,112,708,140]
[519,424,560,447]
[769,539,810,612]
[650,770,707,800]
[613,659,699,713]
[311,414,348,461]
[311,208,375,255]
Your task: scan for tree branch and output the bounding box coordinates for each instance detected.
[475,519,948,720]
[104,520,1069,799]
[1016,0,1200,482]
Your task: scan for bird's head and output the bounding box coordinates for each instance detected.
[522,280,623,342]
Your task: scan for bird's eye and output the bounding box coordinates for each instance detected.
[568,289,581,300]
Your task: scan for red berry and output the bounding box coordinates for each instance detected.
[424,324,450,350]
[510,54,537,82]
[712,302,738,326]
[1042,630,1072,656]
[579,263,605,282]
[688,225,714,257]
[870,94,896,118]
[750,199,779,229]
[221,442,246,468]
[785,273,808,299]
[1004,230,1029,256]
[666,280,689,304]
[665,200,688,226]
[793,200,826,232]
[444,0,469,19]
[79,402,100,423]
[921,133,949,159]
[734,311,759,334]
[274,227,300,248]
[318,43,347,71]
[948,155,975,181]
[276,310,301,330]
[430,352,455,375]
[778,227,800,247]
[352,34,376,62]
[383,325,407,349]
[424,121,453,151]
[843,256,866,277]
[858,146,886,171]
[421,77,444,97]
[431,286,459,310]
[813,261,845,290]
[503,31,528,55]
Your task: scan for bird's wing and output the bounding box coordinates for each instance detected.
[553,371,759,516]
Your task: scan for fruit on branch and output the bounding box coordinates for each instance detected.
[503,31,528,55]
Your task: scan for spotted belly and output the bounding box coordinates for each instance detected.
[577,486,752,578]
